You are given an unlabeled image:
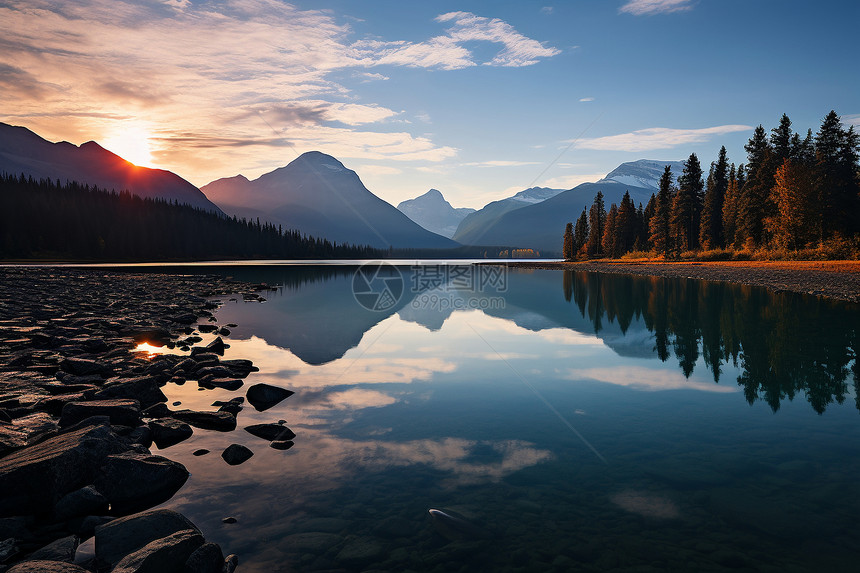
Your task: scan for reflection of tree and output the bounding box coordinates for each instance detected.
[561,270,859,413]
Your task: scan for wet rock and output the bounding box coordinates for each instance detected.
[270,440,294,451]
[191,449,209,456]
[205,379,243,391]
[24,534,78,563]
[203,337,226,356]
[141,403,172,419]
[0,412,58,455]
[221,517,237,524]
[0,424,127,517]
[197,324,218,334]
[54,486,110,521]
[171,410,236,432]
[245,423,296,442]
[170,313,199,325]
[94,508,200,568]
[221,444,253,465]
[124,327,172,345]
[184,542,224,573]
[111,529,204,573]
[149,418,193,449]
[246,383,294,411]
[7,561,90,573]
[59,358,112,378]
[224,554,239,573]
[59,399,141,428]
[93,377,167,409]
[94,452,189,514]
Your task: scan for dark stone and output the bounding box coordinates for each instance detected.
[244,423,296,442]
[93,452,189,514]
[195,366,232,379]
[221,444,253,466]
[217,327,231,336]
[224,554,239,573]
[141,403,172,419]
[246,383,293,411]
[270,440,294,451]
[197,324,217,333]
[0,424,127,517]
[127,425,153,448]
[216,402,242,415]
[66,515,113,539]
[59,399,141,428]
[149,419,193,449]
[54,485,109,520]
[111,529,203,573]
[203,337,225,356]
[57,415,110,435]
[221,517,237,524]
[94,508,199,569]
[206,379,243,391]
[124,327,172,345]
[23,534,78,563]
[183,542,224,573]
[7,561,90,573]
[191,449,209,457]
[59,358,111,377]
[0,412,58,455]
[172,410,236,432]
[93,377,167,409]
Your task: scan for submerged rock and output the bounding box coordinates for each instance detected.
[246,383,294,411]
[221,444,253,466]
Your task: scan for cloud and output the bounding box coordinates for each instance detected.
[579,97,595,102]
[842,114,860,127]
[355,11,561,71]
[462,160,541,167]
[357,165,403,176]
[576,125,752,152]
[540,172,608,190]
[540,7,554,15]
[619,0,694,15]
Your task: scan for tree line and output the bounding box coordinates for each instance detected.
[563,111,859,259]
[0,174,380,261]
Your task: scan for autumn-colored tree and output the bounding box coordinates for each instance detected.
[671,153,704,252]
[768,158,819,250]
[562,222,574,260]
[573,208,589,258]
[700,146,729,249]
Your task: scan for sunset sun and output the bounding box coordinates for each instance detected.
[101,124,155,167]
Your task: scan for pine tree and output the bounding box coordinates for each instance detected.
[603,203,619,258]
[573,208,589,258]
[815,111,860,238]
[700,146,729,249]
[722,163,739,248]
[587,191,606,257]
[771,113,794,164]
[616,191,637,254]
[738,125,773,246]
[642,194,657,251]
[563,222,574,260]
[770,158,819,250]
[649,165,674,258]
[671,152,704,252]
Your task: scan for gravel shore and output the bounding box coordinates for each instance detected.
[498,260,860,304]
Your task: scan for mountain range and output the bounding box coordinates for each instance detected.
[202,152,457,250]
[396,189,474,239]
[452,187,563,245]
[0,122,221,213]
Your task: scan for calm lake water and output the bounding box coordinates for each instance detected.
[139,264,859,572]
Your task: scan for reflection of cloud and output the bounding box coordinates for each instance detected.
[324,389,396,409]
[611,489,680,519]
[568,366,736,393]
[533,328,604,346]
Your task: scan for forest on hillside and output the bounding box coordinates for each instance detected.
[0,174,380,261]
[563,111,860,260]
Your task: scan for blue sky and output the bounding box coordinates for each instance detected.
[1,0,857,208]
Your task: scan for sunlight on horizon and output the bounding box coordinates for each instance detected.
[101,123,155,168]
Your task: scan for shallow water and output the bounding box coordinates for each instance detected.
[141,264,859,572]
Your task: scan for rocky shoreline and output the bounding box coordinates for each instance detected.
[0,267,290,572]
[496,260,860,303]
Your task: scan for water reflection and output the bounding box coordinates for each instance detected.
[560,270,859,414]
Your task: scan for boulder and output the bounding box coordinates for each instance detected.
[0,412,58,455]
[221,444,253,466]
[270,440,294,451]
[94,508,199,568]
[111,529,204,573]
[205,379,243,391]
[246,383,293,412]
[24,534,78,563]
[149,418,193,449]
[7,561,90,573]
[54,485,109,521]
[184,542,224,573]
[203,337,225,356]
[93,452,189,514]
[0,424,127,516]
[59,399,141,428]
[93,377,167,409]
[59,358,111,377]
[244,423,296,442]
[171,410,236,432]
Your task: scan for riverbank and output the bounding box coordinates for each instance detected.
[0,267,282,572]
[498,260,860,303]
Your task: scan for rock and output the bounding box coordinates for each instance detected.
[54,486,109,521]
[170,313,199,325]
[282,532,341,553]
[197,324,218,333]
[93,452,189,514]
[7,561,90,573]
[93,377,167,409]
[1,536,19,561]
[67,515,112,539]
[112,529,204,573]
[192,449,209,456]
[172,410,236,432]
[221,517,237,524]
[57,415,111,435]
[195,365,232,379]
[149,418,193,449]
[124,327,172,345]
[126,425,153,448]
[184,542,224,573]
[203,337,225,356]
[221,444,253,465]
[270,440,294,450]
[59,399,141,428]
[244,423,296,442]
[59,358,111,377]
[0,412,58,455]
[94,508,200,568]
[0,424,127,517]
[336,536,385,566]
[141,403,172,419]
[224,554,239,573]
[246,383,294,412]
[24,534,78,563]
[205,379,243,391]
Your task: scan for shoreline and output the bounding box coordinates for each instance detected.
[496,260,860,304]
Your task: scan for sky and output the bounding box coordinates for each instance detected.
[1,0,858,208]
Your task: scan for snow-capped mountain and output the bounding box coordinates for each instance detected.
[598,159,685,190]
[396,189,475,238]
[452,187,564,245]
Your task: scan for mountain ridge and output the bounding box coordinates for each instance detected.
[396,189,475,238]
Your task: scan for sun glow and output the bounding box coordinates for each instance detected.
[100,124,155,167]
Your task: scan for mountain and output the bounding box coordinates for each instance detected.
[202,152,458,250]
[452,187,563,245]
[0,122,222,213]
[598,159,685,190]
[396,189,475,238]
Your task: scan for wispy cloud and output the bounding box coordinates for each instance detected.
[576,125,752,152]
[619,0,694,16]
[579,97,595,102]
[462,160,541,167]
[842,114,860,127]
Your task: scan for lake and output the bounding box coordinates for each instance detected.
[139,263,860,572]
